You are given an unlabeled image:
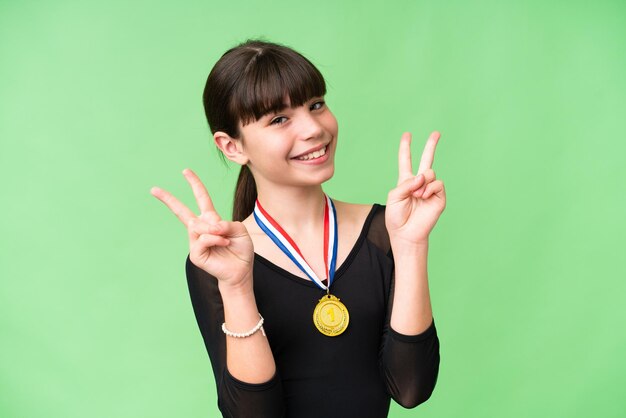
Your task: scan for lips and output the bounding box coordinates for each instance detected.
[291,143,329,159]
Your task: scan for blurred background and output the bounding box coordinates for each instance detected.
[1,0,625,417]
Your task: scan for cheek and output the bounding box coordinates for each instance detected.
[256,141,292,164]
[323,112,339,137]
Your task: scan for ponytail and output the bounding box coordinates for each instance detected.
[232,165,257,222]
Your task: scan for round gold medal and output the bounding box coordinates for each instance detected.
[313,294,349,336]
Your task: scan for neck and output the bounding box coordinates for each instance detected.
[255,183,327,234]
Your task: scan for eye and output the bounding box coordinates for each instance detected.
[310,100,326,111]
[270,116,288,125]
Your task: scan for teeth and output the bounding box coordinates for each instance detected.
[297,146,327,160]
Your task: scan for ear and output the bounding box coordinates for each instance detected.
[213,131,249,165]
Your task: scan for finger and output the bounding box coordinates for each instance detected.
[151,186,196,226]
[397,132,413,185]
[198,233,230,246]
[420,180,445,200]
[188,218,200,241]
[200,210,222,226]
[417,131,441,175]
[182,168,217,215]
[388,174,426,204]
[188,217,212,239]
[190,234,231,257]
[206,219,248,239]
[413,168,436,195]
[189,218,229,237]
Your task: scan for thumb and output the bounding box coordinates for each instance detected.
[388,174,425,203]
[209,220,248,238]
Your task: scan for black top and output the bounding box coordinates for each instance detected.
[185,204,440,418]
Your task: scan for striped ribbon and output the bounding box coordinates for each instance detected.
[253,194,338,291]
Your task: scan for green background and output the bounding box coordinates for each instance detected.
[1,0,625,417]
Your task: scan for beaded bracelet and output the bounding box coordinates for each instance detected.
[222,313,266,338]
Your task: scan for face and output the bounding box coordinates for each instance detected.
[237,96,338,190]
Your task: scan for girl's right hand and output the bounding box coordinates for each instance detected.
[150,168,254,289]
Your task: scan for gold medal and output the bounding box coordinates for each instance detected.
[255,196,349,336]
[313,294,349,336]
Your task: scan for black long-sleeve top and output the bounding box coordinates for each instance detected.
[185,204,440,418]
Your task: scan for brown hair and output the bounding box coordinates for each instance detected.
[202,39,327,221]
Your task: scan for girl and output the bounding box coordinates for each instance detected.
[151,39,445,418]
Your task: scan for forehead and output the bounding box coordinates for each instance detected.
[242,95,317,127]
[230,56,326,126]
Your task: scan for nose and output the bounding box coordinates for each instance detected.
[295,110,324,141]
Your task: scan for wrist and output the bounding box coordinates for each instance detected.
[222,313,266,338]
[390,237,429,255]
[218,273,254,298]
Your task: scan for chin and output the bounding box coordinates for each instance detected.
[315,166,335,185]
[296,165,335,187]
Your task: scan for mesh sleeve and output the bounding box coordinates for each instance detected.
[185,255,285,418]
[380,270,440,408]
[368,206,441,408]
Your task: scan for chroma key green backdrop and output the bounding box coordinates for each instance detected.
[1,1,625,417]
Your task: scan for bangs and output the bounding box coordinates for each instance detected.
[229,51,326,126]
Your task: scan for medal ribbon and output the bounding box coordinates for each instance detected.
[253,194,338,291]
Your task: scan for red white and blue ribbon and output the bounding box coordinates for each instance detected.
[253,194,338,291]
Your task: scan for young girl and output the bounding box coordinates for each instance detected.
[151,39,445,418]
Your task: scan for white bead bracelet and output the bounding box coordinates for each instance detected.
[222,314,266,338]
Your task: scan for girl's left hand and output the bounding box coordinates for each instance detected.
[385,131,446,246]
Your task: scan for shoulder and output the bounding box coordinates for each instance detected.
[332,200,375,223]
[333,199,385,233]
[332,199,386,225]
[333,200,391,256]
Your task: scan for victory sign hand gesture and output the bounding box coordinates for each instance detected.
[386,131,446,246]
[151,169,254,288]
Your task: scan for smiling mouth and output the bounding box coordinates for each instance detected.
[293,145,328,161]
